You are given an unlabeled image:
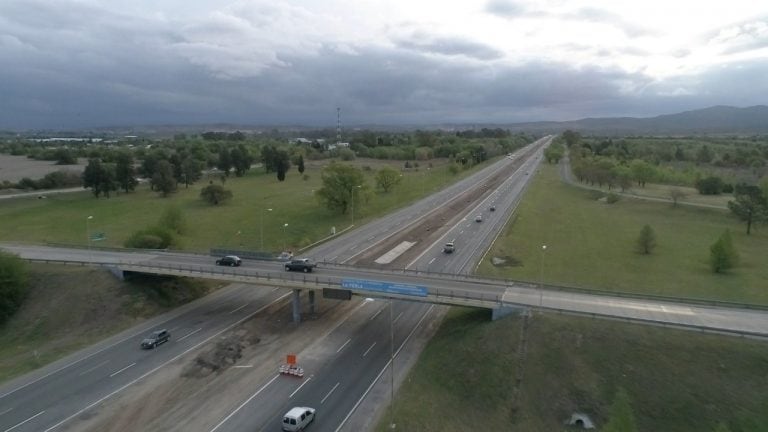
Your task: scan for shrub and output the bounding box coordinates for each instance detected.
[606,193,621,204]
[124,227,176,249]
[0,252,29,324]
[200,184,233,205]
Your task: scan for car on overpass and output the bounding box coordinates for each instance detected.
[285,258,316,273]
[215,255,242,266]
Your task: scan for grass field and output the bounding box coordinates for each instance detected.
[379,308,768,432]
[0,158,476,253]
[478,163,768,305]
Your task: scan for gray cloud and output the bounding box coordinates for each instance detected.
[395,34,504,60]
[485,0,527,17]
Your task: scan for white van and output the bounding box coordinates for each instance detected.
[282,407,315,431]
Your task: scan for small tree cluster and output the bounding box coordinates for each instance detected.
[710,230,738,273]
[200,184,233,205]
[375,166,402,192]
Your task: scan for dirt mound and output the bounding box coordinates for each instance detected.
[182,331,259,378]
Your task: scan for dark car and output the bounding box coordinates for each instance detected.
[141,329,170,349]
[443,242,455,253]
[285,258,316,273]
[216,255,242,266]
[490,205,496,212]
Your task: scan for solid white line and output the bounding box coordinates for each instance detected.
[362,342,377,358]
[78,360,109,376]
[177,327,202,342]
[43,292,292,432]
[289,377,312,398]
[336,338,351,353]
[369,307,384,321]
[233,365,253,368]
[335,304,435,432]
[428,258,436,265]
[393,312,404,324]
[4,410,45,432]
[209,374,280,432]
[321,382,340,404]
[229,303,249,314]
[109,362,136,378]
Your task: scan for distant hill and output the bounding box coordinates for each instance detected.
[506,105,768,135]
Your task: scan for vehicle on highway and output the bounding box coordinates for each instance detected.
[285,258,316,273]
[215,255,242,266]
[490,205,496,211]
[443,242,455,253]
[282,407,315,431]
[475,214,483,222]
[141,329,170,349]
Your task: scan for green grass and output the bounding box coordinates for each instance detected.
[478,164,768,305]
[0,158,479,253]
[379,309,768,432]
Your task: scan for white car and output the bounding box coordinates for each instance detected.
[475,214,483,222]
[282,407,315,431]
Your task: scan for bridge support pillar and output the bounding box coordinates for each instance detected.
[292,289,301,324]
[107,266,125,281]
[491,305,527,321]
[308,290,315,315]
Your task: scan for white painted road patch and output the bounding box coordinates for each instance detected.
[374,241,416,264]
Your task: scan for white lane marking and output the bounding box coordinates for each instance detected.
[78,360,110,376]
[459,230,464,234]
[177,328,203,342]
[109,362,136,378]
[4,410,45,432]
[328,255,338,262]
[350,245,358,250]
[229,303,249,314]
[362,342,377,358]
[233,365,253,368]
[209,374,280,432]
[369,307,384,321]
[271,287,280,292]
[289,377,312,398]
[0,408,12,416]
[321,382,340,404]
[44,293,292,432]
[393,312,404,324]
[335,304,435,432]
[336,338,352,353]
[428,258,436,265]
[367,236,375,241]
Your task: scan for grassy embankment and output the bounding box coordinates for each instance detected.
[379,309,768,432]
[478,163,768,305]
[0,158,475,253]
[381,161,768,431]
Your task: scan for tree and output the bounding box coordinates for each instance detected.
[636,224,657,254]
[375,166,402,192]
[217,149,232,177]
[710,230,738,273]
[297,155,305,175]
[562,130,581,147]
[230,145,253,177]
[669,188,687,206]
[696,145,713,164]
[261,145,278,173]
[180,157,203,188]
[0,251,28,325]
[612,165,633,192]
[629,159,655,187]
[728,184,768,235]
[115,151,138,193]
[54,148,77,165]
[602,388,638,432]
[275,149,291,181]
[159,205,186,234]
[200,184,232,205]
[695,176,724,195]
[316,163,367,214]
[152,160,177,197]
[82,158,117,198]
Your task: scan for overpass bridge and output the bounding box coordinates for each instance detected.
[3,244,767,340]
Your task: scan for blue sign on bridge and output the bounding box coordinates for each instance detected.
[342,279,428,297]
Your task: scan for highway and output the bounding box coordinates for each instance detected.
[3,135,765,432]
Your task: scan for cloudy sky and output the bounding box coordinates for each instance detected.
[1,0,767,130]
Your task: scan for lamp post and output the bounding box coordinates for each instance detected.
[282,223,289,252]
[86,215,93,263]
[539,244,547,308]
[389,298,396,430]
[260,208,272,251]
[350,185,362,226]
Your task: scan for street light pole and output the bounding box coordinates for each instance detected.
[86,215,93,263]
[283,223,289,252]
[260,207,272,251]
[539,244,547,308]
[390,298,396,430]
